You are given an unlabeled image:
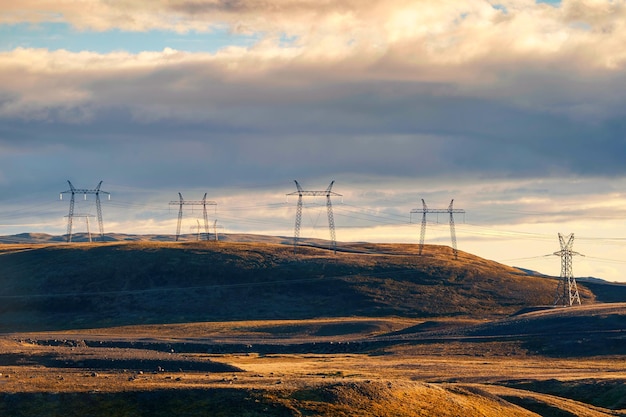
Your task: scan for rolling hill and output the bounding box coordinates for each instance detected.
[0,237,598,332]
[1,235,624,417]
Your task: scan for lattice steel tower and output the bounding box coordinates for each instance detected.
[411,199,465,259]
[169,193,217,241]
[287,180,341,253]
[553,233,582,306]
[60,180,110,242]
[64,214,95,242]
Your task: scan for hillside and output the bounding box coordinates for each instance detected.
[0,239,594,332]
[1,304,624,416]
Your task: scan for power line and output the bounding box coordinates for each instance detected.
[498,254,553,262]
[584,256,626,265]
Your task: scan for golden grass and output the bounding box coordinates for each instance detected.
[0,240,622,415]
[2,306,625,416]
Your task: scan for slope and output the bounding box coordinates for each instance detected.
[0,240,591,331]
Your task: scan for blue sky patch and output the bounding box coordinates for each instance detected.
[536,0,561,5]
[0,22,259,53]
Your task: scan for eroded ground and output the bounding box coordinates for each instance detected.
[1,312,625,416]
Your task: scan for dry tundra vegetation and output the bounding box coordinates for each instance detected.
[0,235,625,416]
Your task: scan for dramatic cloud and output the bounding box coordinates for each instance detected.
[3,1,626,124]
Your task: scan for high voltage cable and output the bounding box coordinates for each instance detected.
[3,192,626,250]
[583,256,626,265]
[498,254,553,262]
[339,203,412,221]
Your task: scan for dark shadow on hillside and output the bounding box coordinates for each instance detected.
[579,282,626,303]
[502,379,626,411]
[500,396,578,417]
[0,389,296,417]
[0,276,379,332]
[0,352,241,373]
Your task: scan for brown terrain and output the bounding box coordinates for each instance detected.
[0,235,625,416]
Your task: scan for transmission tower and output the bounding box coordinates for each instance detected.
[553,233,582,306]
[60,181,110,242]
[191,219,222,241]
[64,214,95,242]
[190,219,203,241]
[410,199,465,259]
[169,193,217,241]
[213,219,224,242]
[287,180,341,253]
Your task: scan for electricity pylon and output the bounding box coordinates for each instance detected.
[212,219,224,242]
[169,193,217,241]
[190,219,203,241]
[60,180,110,242]
[64,214,95,242]
[191,219,222,241]
[553,233,582,306]
[411,199,465,259]
[287,180,341,253]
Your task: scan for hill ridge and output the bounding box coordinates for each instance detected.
[0,239,593,332]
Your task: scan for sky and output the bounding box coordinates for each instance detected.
[2,0,626,283]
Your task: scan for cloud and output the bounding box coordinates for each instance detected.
[2,34,626,186]
[3,0,626,62]
[1,1,626,206]
[3,0,626,125]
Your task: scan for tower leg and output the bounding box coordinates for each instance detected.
[176,193,183,241]
[569,276,581,305]
[86,216,92,243]
[327,194,336,253]
[96,193,104,241]
[203,204,209,241]
[67,193,75,243]
[449,200,458,260]
[294,195,303,253]
[419,200,427,256]
[554,275,565,306]
[419,213,427,256]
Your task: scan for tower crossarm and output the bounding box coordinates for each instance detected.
[287,179,342,197]
[553,250,583,257]
[411,208,465,214]
[61,181,110,197]
[286,191,342,197]
[287,189,342,197]
[169,200,217,205]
